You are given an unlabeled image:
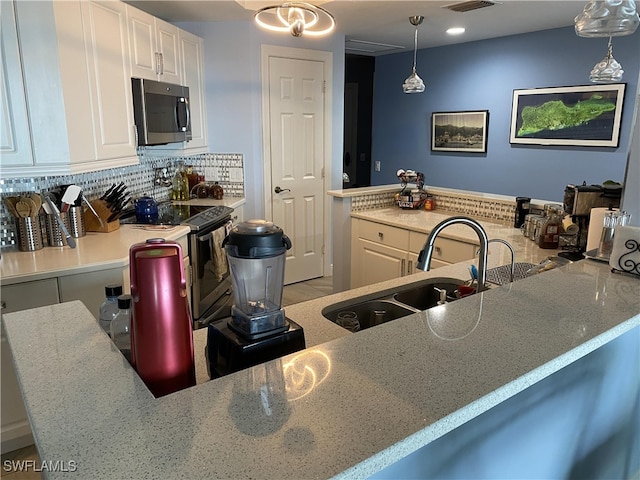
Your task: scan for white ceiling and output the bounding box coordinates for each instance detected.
[124,0,586,55]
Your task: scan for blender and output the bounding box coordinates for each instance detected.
[205,220,305,378]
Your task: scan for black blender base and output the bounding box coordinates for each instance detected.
[205,317,305,379]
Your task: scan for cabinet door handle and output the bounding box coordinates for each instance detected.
[378,232,384,241]
[408,260,413,274]
[155,52,161,75]
[401,259,406,276]
[159,52,164,75]
[435,246,442,255]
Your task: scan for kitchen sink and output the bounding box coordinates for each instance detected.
[322,277,467,332]
[393,282,461,310]
[322,300,416,330]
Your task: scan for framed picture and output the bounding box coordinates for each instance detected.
[431,110,489,153]
[510,84,626,147]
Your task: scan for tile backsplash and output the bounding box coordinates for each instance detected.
[0,152,244,247]
[350,187,519,225]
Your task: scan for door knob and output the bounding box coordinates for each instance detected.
[274,186,291,194]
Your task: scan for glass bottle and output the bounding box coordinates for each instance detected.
[110,294,132,363]
[99,284,123,336]
[171,162,189,201]
[538,207,562,249]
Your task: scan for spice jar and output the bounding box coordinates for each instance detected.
[538,206,562,249]
[210,182,224,200]
[424,195,435,211]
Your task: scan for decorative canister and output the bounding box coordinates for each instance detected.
[15,216,44,251]
[66,206,86,238]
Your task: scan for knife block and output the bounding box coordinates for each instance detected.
[85,200,119,233]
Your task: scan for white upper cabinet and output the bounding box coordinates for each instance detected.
[179,29,208,151]
[127,5,181,85]
[80,1,138,163]
[0,0,137,178]
[0,0,207,178]
[0,0,33,168]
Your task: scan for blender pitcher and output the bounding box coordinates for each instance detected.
[222,220,292,338]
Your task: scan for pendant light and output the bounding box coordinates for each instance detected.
[589,37,624,82]
[574,0,638,83]
[402,16,425,94]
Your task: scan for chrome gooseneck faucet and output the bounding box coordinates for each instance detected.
[416,216,489,292]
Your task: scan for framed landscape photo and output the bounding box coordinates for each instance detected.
[431,110,489,153]
[510,84,626,147]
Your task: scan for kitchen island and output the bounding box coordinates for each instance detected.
[3,252,639,478]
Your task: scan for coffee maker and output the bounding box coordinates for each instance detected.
[562,182,622,254]
[206,220,305,379]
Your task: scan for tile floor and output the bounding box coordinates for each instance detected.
[0,276,334,479]
[281,275,333,307]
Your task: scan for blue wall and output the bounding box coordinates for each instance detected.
[371,27,640,202]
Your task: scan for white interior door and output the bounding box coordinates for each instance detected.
[265,52,326,285]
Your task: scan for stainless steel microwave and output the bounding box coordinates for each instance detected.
[132,78,192,146]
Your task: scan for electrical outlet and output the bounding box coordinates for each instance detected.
[204,167,219,181]
[229,167,244,183]
[374,161,381,172]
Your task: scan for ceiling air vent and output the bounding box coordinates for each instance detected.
[445,1,495,13]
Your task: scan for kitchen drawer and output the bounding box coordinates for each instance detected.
[59,267,125,321]
[409,231,477,264]
[357,219,409,250]
[1,278,60,315]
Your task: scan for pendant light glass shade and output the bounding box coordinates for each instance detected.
[403,16,425,94]
[575,0,639,37]
[590,37,624,82]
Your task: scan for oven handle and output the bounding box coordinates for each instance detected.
[197,232,214,242]
[196,220,232,243]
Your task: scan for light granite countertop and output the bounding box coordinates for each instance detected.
[0,197,244,285]
[3,256,640,479]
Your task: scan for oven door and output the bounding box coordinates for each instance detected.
[190,220,233,325]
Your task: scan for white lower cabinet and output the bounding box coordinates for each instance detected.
[58,268,128,321]
[351,218,478,288]
[351,219,411,288]
[1,279,60,453]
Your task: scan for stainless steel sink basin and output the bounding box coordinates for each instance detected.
[393,282,461,310]
[322,277,467,332]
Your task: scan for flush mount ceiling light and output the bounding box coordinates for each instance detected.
[254,2,336,37]
[446,27,466,35]
[402,16,425,94]
[574,0,639,37]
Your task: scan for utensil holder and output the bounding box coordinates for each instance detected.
[15,216,44,251]
[45,212,69,247]
[66,206,86,238]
